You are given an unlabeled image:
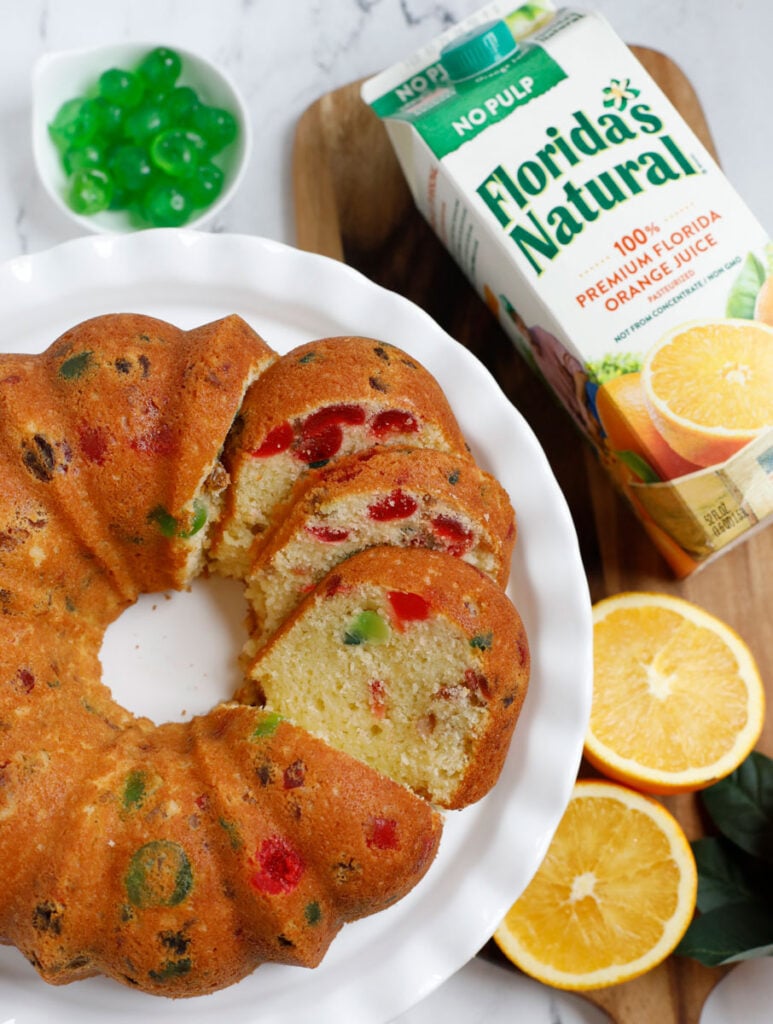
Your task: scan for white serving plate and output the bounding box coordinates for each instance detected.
[0,230,592,1024]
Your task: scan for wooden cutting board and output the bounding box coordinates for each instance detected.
[292,46,773,1024]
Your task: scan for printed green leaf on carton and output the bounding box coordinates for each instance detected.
[725,251,765,318]
[586,352,642,385]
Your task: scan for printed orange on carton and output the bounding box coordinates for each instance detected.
[363,2,773,575]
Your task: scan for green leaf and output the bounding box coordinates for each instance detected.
[674,901,773,966]
[691,836,757,912]
[700,751,773,864]
[725,251,765,318]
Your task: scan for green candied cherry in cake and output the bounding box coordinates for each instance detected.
[125,840,193,908]
[180,500,208,538]
[343,610,391,646]
[148,499,207,537]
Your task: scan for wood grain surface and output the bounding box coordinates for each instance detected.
[292,46,772,1024]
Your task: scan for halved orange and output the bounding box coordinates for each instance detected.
[494,780,697,990]
[641,319,773,467]
[585,592,765,794]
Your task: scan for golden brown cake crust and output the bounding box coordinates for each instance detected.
[10,705,440,997]
[0,315,449,999]
[231,336,467,456]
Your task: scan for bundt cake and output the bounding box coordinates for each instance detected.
[0,312,529,999]
[208,335,469,578]
[243,446,516,648]
[240,547,529,810]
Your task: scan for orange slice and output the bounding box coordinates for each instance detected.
[641,318,773,466]
[585,592,765,794]
[494,780,697,990]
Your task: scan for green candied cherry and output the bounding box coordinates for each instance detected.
[109,144,154,192]
[69,167,113,215]
[150,129,200,178]
[125,840,193,908]
[192,104,238,154]
[250,710,283,740]
[48,97,101,151]
[143,181,194,227]
[90,96,125,139]
[124,101,169,144]
[188,162,224,208]
[137,47,182,93]
[163,85,200,125]
[98,67,144,109]
[343,610,391,646]
[148,504,178,538]
[179,500,207,538]
[108,185,132,211]
[62,141,106,175]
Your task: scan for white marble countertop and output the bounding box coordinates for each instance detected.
[1,1,771,1022]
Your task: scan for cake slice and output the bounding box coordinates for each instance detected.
[209,336,469,578]
[244,446,516,648]
[240,547,529,810]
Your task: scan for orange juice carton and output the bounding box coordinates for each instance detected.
[363,2,773,574]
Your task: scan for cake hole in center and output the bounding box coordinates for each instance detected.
[100,576,247,725]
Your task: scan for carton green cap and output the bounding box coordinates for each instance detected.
[440,20,518,82]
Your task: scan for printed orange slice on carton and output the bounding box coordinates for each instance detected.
[754,275,773,326]
[595,371,701,480]
[641,319,773,467]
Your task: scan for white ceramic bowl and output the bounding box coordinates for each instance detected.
[32,42,252,233]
